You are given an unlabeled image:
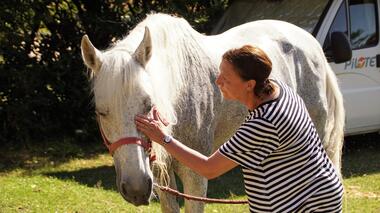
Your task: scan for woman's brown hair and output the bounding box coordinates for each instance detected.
[222,45,274,98]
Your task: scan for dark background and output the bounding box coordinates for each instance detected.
[0,0,229,147]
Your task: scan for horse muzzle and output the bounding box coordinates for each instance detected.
[119,174,153,206]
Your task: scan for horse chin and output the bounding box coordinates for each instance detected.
[113,154,153,206]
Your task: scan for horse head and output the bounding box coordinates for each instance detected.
[81,27,156,206]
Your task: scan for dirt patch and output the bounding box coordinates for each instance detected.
[346,185,380,199]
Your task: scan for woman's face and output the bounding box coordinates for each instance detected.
[216,60,250,101]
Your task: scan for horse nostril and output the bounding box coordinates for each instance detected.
[147,178,153,196]
[119,178,152,206]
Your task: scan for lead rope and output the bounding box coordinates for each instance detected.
[153,183,248,204]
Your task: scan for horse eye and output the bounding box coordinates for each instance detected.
[95,109,109,117]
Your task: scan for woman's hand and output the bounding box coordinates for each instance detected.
[135,107,167,145]
[136,107,238,180]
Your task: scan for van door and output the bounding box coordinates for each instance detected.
[322,0,380,134]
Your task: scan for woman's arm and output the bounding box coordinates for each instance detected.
[135,113,238,180]
[161,138,237,179]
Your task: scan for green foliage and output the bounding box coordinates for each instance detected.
[0,0,228,145]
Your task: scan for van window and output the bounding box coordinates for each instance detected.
[324,0,378,52]
[349,0,379,49]
[323,1,348,52]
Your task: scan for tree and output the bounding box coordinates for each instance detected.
[0,0,228,146]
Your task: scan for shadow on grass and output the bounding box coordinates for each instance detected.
[1,137,245,202]
[342,133,380,178]
[43,164,245,198]
[44,165,117,191]
[41,164,243,209]
[0,139,107,173]
[171,167,246,206]
[208,167,245,198]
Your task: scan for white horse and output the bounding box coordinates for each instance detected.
[81,13,344,213]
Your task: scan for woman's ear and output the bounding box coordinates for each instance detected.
[247,79,256,92]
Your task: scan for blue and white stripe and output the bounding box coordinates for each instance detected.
[219,80,343,212]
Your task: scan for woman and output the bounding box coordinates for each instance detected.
[135,45,343,212]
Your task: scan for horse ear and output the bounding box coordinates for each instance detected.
[133,27,152,67]
[81,35,102,74]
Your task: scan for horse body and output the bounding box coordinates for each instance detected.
[204,20,343,167]
[81,13,344,213]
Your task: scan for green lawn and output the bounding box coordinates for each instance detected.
[0,134,379,212]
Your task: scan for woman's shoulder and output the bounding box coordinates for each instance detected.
[239,118,280,143]
[243,116,277,133]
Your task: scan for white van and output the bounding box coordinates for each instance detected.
[213,0,380,135]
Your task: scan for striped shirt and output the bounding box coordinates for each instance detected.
[219,80,343,212]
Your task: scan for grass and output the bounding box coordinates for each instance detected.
[1,133,380,212]
[340,133,380,213]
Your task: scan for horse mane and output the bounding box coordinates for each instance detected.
[119,13,210,124]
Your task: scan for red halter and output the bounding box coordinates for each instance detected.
[96,116,156,162]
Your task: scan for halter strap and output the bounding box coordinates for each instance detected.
[96,116,156,162]
[95,106,170,161]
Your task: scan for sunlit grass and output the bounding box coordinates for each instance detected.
[343,174,380,212]
[0,155,160,213]
[0,134,379,212]
[1,157,379,212]
[0,175,162,212]
[0,154,249,213]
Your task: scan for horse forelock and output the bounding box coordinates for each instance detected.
[93,51,137,108]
